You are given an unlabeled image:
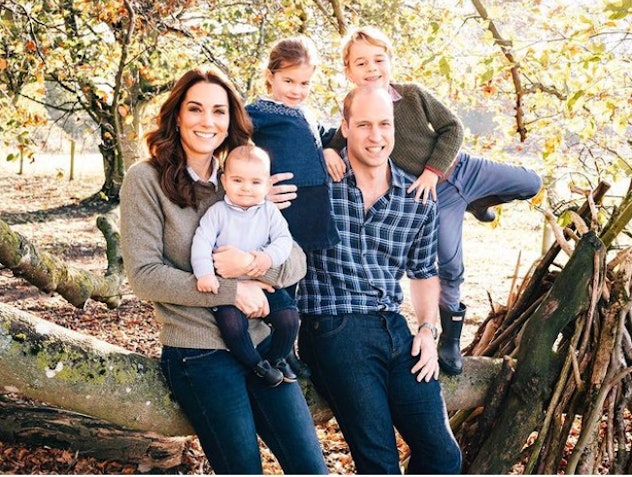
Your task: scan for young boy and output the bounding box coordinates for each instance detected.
[325,26,542,375]
[191,144,299,386]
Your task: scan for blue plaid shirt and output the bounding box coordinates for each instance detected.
[298,149,438,315]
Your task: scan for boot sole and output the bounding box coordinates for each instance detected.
[438,358,463,376]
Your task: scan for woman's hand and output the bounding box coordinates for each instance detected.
[244,251,272,278]
[268,172,297,210]
[410,327,440,382]
[212,246,253,278]
[407,169,439,204]
[235,281,274,318]
[323,148,346,182]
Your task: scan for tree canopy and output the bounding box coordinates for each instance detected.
[1,0,631,203]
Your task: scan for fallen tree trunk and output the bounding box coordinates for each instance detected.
[0,302,501,436]
[0,395,187,471]
[0,215,123,309]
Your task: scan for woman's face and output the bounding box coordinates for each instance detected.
[345,39,392,88]
[177,82,230,163]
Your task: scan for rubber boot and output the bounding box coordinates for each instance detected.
[466,195,504,223]
[438,304,466,375]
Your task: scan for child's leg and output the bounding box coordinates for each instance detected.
[212,305,262,368]
[454,151,542,221]
[265,307,300,363]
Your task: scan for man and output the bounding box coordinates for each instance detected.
[297,86,462,474]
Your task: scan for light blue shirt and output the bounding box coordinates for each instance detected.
[191,196,294,279]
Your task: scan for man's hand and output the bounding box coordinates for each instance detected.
[323,148,346,182]
[197,274,220,293]
[407,169,439,204]
[268,172,297,210]
[410,326,440,382]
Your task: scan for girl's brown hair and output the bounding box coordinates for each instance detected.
[265,36,319,92]
[145,68,252,208]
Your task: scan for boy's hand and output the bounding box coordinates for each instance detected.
[407,169,439,203]
[197,274,220,294]
[324,148,346,182]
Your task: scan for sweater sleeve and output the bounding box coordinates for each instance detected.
[190,206,220,279]
[406,83,464,175]
[120,163,238,307]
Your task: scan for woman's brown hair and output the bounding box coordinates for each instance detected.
[145,68,252,208]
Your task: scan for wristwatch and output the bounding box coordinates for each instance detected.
[417,322,438,340]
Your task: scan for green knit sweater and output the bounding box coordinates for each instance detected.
[120,161,306,349]
[329,82,464,177]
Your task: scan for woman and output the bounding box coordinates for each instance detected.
[119,67,327,474]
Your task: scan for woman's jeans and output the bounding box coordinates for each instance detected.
[160,337,327,475]
[437,151,542,311]
[299,311,462,474]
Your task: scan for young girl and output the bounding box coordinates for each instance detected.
[246,36,339,256]
[325,26,542,375]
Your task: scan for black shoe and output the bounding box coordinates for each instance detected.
[286,350,312,379]
[274,359,298,383]
[253,360,284,387]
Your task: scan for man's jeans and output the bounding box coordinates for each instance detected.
[299,311,462,474]
[160,336,327,475]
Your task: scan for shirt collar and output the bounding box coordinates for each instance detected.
[223,195,266,210]
[339,148,405,190]
[388,84,402,102]
[187,157,219,186]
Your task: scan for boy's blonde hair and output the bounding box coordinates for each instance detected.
[265,36,319,92]
[341,26,394,67]
[223,144,271,175]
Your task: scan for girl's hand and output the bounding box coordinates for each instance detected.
[268,172,297,210]
[407,169,439,204]
[324,148,346,182]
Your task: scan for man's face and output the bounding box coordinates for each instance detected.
[342,90,394,170]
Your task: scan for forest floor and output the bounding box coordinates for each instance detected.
[0,153,544,474]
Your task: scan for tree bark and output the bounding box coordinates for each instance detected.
[468,231,607,474]
[0,395,188,471]
[0,302,501,437]
[0,217,122,309]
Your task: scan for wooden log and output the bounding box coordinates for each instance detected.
[0,395,187,471]
[0,302,502,437]
[468,231,607,474]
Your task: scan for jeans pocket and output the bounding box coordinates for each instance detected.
[307,314,347,339]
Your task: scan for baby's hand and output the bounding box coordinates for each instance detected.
[197,275,220,293]
[324,148,346,182]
